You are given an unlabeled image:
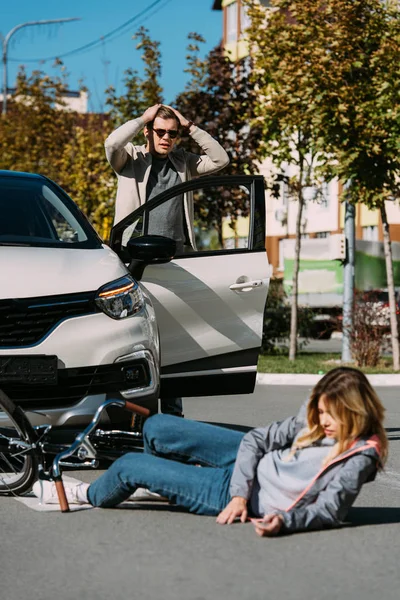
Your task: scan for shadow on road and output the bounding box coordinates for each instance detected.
[347,507,400,526]
[203,421,253,433]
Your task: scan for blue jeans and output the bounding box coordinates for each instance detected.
[87,415,244,516]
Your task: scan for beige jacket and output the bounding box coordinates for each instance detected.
[105,118,230,248]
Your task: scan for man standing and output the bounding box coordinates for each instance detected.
[105,104,229,415]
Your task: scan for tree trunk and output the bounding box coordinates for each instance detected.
[380,203,400,370]
[289,187,305,361]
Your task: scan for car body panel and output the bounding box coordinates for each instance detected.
[0,171,160,426]
[110,174,269,397]
[142,250,269,364]
[0,298,158,367]
[0,245,127,299]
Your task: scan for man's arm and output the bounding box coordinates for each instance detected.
[168,107,230,176]
[104,104,161,174]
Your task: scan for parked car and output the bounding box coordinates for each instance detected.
[0,171,270,429]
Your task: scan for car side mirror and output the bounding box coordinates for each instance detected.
[125,235,176,280]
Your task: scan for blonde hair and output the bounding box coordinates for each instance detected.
[292,367,388,467]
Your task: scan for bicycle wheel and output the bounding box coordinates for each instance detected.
[0,389,38,495]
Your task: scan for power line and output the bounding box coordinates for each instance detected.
[8,0,169,63]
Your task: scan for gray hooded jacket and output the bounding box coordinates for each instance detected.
[230,404,381,533]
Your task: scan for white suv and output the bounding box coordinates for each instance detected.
[0,170,270,428]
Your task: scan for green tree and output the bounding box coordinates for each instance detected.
[245,1,328,360]
[300,0,400,370]
[246,0,400,368]
[175,34,262,245]
[105,26,164,128]
[58,116,116,238]
[0,63,75,179]
[0,63,115,237]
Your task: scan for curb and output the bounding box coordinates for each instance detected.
[256,373,400,387]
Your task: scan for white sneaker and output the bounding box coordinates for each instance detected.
[33,479,89,505]
[128,487,168,502]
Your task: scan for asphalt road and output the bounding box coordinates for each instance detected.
[1,384,400,600]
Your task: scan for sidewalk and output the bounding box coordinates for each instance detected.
[256,372,400,386]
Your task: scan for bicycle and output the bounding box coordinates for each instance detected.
[0,388,150,512]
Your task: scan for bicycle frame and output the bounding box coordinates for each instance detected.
[45,398,150,512]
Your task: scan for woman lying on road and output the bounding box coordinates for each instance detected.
[34,367,388,537]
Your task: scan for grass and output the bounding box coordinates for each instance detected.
[258,353,399,375]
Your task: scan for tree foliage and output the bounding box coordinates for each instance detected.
[246,0,400,366]
[0,64,76,181]
[0,28,166,239]
[0,63,115,236]
[175,35,262,241]
[245,0,328,360]
[246,0,400,203]
[105,26,164,128]
[57,116,116,239]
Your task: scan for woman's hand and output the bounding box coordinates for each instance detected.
[216,496,248,525]
[252,514,283,537]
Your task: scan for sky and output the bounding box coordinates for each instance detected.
[1,0,223,113]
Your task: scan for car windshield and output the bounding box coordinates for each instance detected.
[0,176,101,248]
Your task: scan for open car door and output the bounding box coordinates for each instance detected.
[110,175,270,398]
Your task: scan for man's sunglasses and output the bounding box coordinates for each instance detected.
[152,128,179,139]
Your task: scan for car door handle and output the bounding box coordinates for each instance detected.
[229,280,263,292]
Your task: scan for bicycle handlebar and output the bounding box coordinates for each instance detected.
[55,478,70,513]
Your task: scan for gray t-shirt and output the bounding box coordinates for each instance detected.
[146,156,187,254]
[250,436,336,517]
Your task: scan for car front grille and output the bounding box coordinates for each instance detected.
[1,360,150,410]
[0,292,98,347]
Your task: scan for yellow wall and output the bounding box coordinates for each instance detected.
[222,0,250,60]
[222,216,249,238]
[360,203,379,227]
[339,202,379,229]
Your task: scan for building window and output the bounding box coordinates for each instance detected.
[240,2,251,36]
[319,182,330,209]
[315,232,329,238]
[281,180,289,207]
[279,238,285,271]
[362,226,379,241]
[226,1,238,43]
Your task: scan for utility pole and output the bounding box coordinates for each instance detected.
[2,18,80,115]
[341,185,355,363]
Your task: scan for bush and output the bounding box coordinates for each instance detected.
[262,279,314,355]
[350,293,390,367]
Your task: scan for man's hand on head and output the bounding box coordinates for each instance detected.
[164,106,192,129]
[141,104,162,124]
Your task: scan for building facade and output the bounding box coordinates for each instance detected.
[0,89,88,114]
[213,0,400,282]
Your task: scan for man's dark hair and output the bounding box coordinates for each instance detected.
[148,105,180,129]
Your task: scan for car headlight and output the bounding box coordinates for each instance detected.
[95,276,144,320]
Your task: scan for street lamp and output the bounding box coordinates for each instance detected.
[2,18,80,115]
